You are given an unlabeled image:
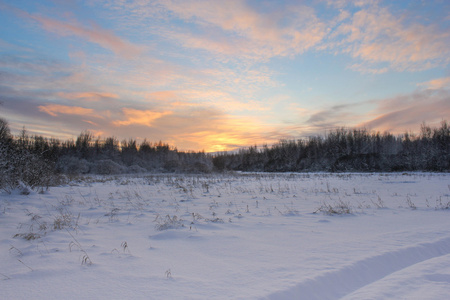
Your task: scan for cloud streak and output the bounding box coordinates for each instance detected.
[57,92,119,101]
[113,108,173,127]
[360,90,450,132]
[30,14,144,59]
[300,88,450,135]
[419,77,450,90]
[38,104,97,117]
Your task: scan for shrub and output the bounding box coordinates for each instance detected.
[314,200,353,215]
[1,132,57,193]
[127,164,147,174]
[92,159,126,174]
[56,156,91,175]
[155,215,184,231]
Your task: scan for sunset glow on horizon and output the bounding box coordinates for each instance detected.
[1,0,449,152]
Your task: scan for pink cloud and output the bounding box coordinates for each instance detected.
[113,108,173,127]
[418,77,450,90]
[332,5,450,72]
[57,92,119,101]
[156,0,327,60]
[38,104,96,117]
[83,120,99,126]
[358,90,450,133]
[31,15,143,59]
[146,91,178,101]
[299,88,450,136]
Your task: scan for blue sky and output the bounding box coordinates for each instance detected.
[0,0,449,151]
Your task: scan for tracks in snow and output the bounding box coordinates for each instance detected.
[264,237,450,300]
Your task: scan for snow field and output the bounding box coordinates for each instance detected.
[1,173,450,299]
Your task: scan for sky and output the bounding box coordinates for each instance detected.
[0,0,449,152]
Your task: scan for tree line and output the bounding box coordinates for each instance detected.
[213,121,450,172]
[0,116,449,193]
[0,117,212,192]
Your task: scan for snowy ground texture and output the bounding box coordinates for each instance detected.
[1,172,450,299]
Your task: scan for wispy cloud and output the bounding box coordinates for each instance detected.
[38,104,97,117]
[57,92,119,101]
[97,0,450,73]
[113,108,173,127]
[329,3,450,73]
[83,120,100,127]
[359,89,450,132]
[110,0,327,62]
[418,77,450,90]
[303,101,374,132]
[301,88,450,135]
[29,14,144,59]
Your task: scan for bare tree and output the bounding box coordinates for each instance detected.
[0,118,11,143]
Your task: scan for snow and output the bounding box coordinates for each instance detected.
[1,172,450,299]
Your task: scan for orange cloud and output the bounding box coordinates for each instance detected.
[38,104,95,117]
[418,77,450,90]
[83,120,99,126]
[113,108,172,127]
[87,129,105,137]
[169,101,202,108]
[147,91,178,101]
[145,88,271,113]
[31,15,143,59]
[58,92,119,101]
